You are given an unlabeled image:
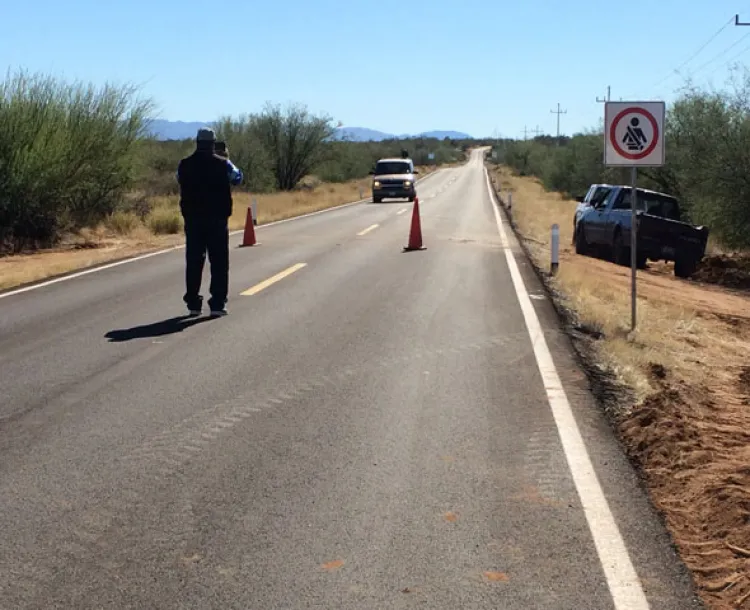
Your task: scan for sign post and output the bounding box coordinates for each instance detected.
[603,101,666,332]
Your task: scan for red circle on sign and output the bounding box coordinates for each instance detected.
[609,107,659,160]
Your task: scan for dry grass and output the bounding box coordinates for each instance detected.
[490,165,750,609]
[0,228,185,291]
[0,166,443,292]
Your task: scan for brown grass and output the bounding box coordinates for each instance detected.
[0,166,443,291]
[489,164,750,610]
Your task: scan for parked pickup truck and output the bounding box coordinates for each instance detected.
[574,185,710,278]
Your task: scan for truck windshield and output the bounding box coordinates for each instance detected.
[374,162,411,175]
[590,187,611,206]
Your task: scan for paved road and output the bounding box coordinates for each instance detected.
[0,150,702,609]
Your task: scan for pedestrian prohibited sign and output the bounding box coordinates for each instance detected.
[604,101,665,167]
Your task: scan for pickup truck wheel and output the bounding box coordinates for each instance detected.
[574,226,589,255]
[612,232,629,266]
[674,257,697,278]
[373,196,382,203]
[637,254,648,269]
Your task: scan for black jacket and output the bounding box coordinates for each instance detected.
[177,149,233,219]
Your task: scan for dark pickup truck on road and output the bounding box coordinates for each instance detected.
[573,185,710,278]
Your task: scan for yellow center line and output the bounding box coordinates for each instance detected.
[357,223,379,236]
[240,263,307,296]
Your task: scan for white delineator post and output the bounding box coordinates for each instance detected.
[251,198,258,226]
[551,223,560,275]
[507,190,513,218]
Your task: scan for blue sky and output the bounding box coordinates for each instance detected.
[3,0,750,138]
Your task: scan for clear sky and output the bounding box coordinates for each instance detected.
[3,0,750,139]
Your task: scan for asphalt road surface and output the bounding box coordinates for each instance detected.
[0,150,703,609]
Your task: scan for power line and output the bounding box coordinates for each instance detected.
[689,30,750,75]
[723,36,750,65]
[674,15,735,73]
[647,14,735,91]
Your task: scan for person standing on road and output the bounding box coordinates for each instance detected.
[176,128,243,317]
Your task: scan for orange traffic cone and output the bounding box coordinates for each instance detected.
[403,197,425,251]
[240,207,258,247]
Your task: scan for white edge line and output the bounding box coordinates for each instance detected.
[0,169,447,300]
[483,165,650,610]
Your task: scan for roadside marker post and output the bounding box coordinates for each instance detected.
[550,224,559,275]
[604,101,666,332]
[251,198,258,226]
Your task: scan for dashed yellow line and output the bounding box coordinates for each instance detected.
[357,223,379,236]
[240,263,307,296]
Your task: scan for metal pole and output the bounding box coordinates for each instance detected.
[551,224,559,275]
[630,167,638,331]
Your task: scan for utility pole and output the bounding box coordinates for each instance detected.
[522,125,529,140]
[596,86,611,103]
[550,103,567,144]
[531,125,542,138]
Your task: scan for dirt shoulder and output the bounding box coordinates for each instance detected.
[488,164,750,610]
[0,165,445,292]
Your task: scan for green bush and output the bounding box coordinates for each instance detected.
[0,71,470,252]
[0,69,153,252]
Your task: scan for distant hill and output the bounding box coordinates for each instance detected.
[146,120,205,141]
[334,127,473,141]
[145,119,472,142]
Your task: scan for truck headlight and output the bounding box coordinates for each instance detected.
[373,181,381,188]
[403,180,412,187]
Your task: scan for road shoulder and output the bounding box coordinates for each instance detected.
[484,165,703,608]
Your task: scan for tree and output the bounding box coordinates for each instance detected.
[249,103,335,191]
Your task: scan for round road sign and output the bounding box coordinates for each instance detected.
[609,106,659,161]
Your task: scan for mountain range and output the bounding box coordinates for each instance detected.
[145,120,472,142]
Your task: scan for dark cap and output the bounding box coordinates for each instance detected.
[196,127,216,143]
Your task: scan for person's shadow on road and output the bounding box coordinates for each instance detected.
[105,315,214,342]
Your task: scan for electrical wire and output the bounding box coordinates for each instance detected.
[647,14,736,90]
[689,30,750,75]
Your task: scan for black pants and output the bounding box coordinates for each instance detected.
[183,215,229,311]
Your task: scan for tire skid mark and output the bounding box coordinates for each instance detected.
[522,427,578,507]
[4,332,532,605]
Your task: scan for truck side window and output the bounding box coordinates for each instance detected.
[615,191,648,211]
[613,192,629,210]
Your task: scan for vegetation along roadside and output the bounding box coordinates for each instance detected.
[0,69,470,291]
